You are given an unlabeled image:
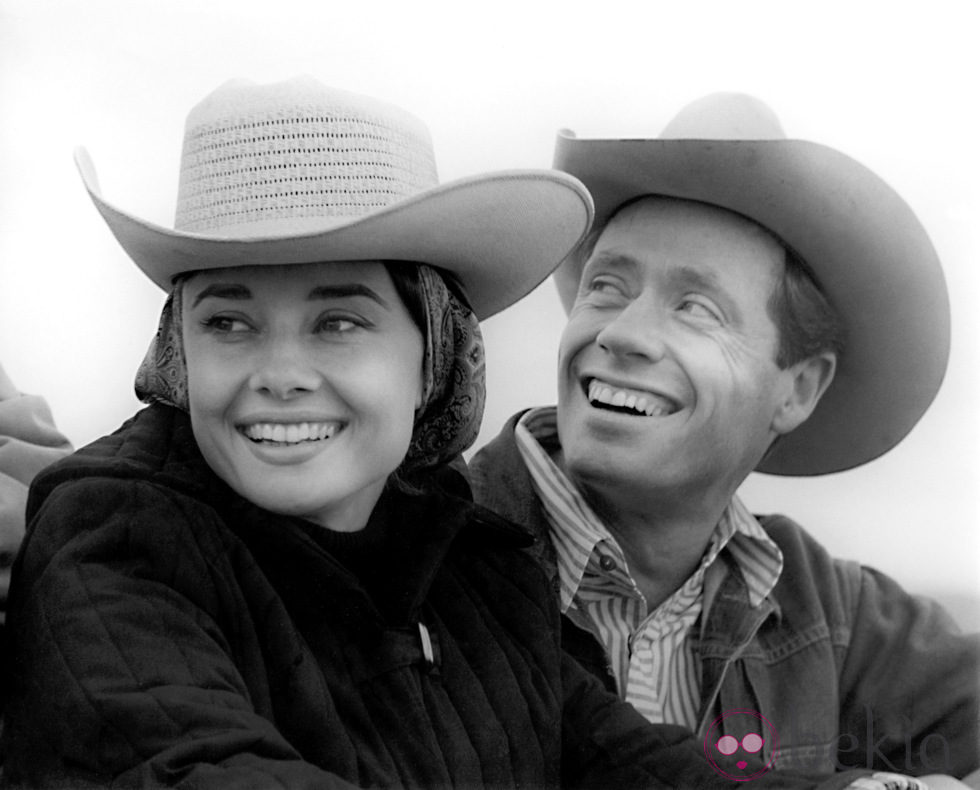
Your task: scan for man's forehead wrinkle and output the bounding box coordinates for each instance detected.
[587,247,725,292]
[588,248,643,271]
[669,265,723,292]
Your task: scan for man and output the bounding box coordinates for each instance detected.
[470,93,979,781]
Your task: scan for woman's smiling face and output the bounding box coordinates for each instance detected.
[182,261,424,532]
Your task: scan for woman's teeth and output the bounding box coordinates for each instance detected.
[242,422,340,444]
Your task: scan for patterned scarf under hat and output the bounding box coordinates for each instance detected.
[134,263,485,475]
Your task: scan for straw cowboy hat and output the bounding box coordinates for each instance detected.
[75,76,593,320]
[552,93,949,475]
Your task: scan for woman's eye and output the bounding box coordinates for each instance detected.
[316,316,361,334]
[203,315,253,334]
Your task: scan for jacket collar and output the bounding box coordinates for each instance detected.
[468,409,559,584]
[31,403,533,627]
[28,403,211,520]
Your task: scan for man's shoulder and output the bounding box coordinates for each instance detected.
[752,512,864,619]
[756,513,861,575]
[757,512,835,556]
[468,409,537,517]
[469,410,529,463]
[467,409,561,576]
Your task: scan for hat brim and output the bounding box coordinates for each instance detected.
[553,133,950,475]
[76,147,593,320]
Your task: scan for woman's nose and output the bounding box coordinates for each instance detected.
[247,340,321,399]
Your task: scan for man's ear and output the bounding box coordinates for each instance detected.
[772,352,837,436]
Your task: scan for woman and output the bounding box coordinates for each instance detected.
[0,78,875,789]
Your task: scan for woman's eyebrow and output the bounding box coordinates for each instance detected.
[189,282,390,308]
[308,284,390,308]
[190,284,252,308]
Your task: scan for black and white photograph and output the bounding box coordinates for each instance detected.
[1,1,977,787]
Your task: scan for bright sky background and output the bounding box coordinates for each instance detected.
[1,1,977,624]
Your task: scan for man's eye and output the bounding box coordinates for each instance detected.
[678,299,721,322]
[585,276,627,298]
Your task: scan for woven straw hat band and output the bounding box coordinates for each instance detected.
[174,78,438,235]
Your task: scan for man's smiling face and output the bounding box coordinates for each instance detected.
[556,197,803,510]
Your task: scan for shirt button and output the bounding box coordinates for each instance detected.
[599,555,617,572]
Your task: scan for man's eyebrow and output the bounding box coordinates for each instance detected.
[308,284,391,308]
[589,252,724,291]
[669,265,723,291]
[191,284,251,308]
[588,249,640,268]
[583,249,644,276]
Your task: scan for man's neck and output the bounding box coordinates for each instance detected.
[580,482,731,611]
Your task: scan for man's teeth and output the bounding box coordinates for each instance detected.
[587,379,674,417]
[242,422,340,444]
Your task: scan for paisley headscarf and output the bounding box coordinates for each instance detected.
[135,263,485,475]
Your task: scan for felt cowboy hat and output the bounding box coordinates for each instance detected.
[74,76,593,320]
[552,92,949,476]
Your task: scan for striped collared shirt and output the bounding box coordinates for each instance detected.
[515,406,783,729]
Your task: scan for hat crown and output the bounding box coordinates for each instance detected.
[660,92,786,140]
[174,77,438,236]
[551,91,948,474]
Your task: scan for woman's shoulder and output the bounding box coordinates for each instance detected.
[462,501,537,550]
[430,497,561,639]
[22,406,237,579]
[441,492,554,593]
[29,404,211,515]
[37,402,202,481]
[24,472,233,574]
[14,470,257,634]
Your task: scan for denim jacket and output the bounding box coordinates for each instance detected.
[469,411,980,779]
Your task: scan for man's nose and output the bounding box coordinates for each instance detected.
[595,297,667,361]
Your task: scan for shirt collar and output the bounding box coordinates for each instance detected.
[514,406,782,610]
[515,407,610,611]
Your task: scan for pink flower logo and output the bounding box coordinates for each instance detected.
[703,710,779,781]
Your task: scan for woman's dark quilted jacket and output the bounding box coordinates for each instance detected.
[0,405,864,789]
